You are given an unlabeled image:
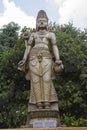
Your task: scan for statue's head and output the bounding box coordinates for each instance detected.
[36,10,49,30]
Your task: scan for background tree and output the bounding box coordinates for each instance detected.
[51,23,87,126]
[0,22,20,51]
[0,23,27,128]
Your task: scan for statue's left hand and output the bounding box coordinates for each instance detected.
[53,60,64,74]
[55,60,62,65]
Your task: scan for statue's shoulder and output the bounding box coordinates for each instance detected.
[49,31,55,35]
[30,32,37,38]
[47,31,55,39]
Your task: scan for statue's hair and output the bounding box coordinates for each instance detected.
[36,10,49,22]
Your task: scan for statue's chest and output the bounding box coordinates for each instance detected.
[35,33,49,43]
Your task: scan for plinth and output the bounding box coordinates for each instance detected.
[22,109,60,128]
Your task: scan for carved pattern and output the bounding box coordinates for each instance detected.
[28,110,59,119]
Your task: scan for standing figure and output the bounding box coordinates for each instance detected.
[18,10,63,111]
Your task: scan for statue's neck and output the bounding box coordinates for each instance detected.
[38,29,47,35]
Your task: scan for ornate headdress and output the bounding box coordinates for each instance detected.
[36,10,49,22]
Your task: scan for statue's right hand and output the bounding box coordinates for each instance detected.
[18,59,26,66]
[18,59,26,72]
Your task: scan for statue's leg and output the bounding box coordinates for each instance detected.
[43,68,51,109]
[29,58,44,109]
[30,72,43,109]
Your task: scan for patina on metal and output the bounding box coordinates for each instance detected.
[18,10,63,127]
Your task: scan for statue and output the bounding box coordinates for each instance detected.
[18,10,63,127]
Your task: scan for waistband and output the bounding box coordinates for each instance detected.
[30,47,52,58]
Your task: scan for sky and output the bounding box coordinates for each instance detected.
[0,0,87,30]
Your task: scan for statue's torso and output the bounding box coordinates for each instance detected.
[33,31,51,49]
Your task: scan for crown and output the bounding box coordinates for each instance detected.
[36,10,49,21]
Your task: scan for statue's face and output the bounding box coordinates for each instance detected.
[36,18,48,30]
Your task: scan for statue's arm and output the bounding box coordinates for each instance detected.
[18,33,34,69]
[23,45,31,61]
[50,33,60,63]
[50,32,64,73]
[23,33,34,61]
[53,44,60,61]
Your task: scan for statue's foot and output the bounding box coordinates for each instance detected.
[38,106,43,109]
[44,102,50,109]
[45,106,50,109]
[37,102,43,109]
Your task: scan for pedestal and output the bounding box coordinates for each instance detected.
[22,109,60,128]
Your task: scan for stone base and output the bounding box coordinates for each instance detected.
[22,109,60,128]
[3,127,87,130]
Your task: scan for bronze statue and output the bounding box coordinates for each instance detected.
[18,10,63,111]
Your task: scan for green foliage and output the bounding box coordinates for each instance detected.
[52,22,87,126]
[0,22,87,127]
[61,115,87,126]
[0,24,29,128]
[0,22,20,48]
[0,40,29,128]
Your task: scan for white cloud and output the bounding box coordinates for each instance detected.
[0,0,36,28]
[59,0,87,28]
[46,0,87,29]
